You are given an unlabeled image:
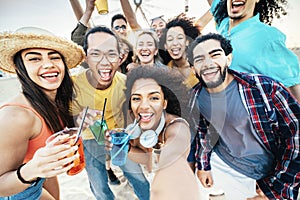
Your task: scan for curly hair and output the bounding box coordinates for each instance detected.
[160,14,200,47]
[124,66,191,122]
[213,0,287,25]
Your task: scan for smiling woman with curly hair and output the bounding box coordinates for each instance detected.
[107,66,201,199]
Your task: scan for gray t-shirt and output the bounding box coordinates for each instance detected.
[198,79,274,179]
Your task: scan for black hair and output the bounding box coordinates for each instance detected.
[124,66,190,122]
[187,33,233,65]
[118,37,133,74]
[111,14,128,28]
[213,0,287,25]
[83,25,120,55]
[160,14,200,47]
[13,51,75,132]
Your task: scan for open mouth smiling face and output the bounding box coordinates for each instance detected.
[40,70,60,83]
[231,0,246,13]
[130,78,167,131]
[201,67,220,81]
[165,26,187,60]
[227,0,257,20]
[98,68,112,81]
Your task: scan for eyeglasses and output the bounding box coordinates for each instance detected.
[87,50,119,63]
[114,25,127,31]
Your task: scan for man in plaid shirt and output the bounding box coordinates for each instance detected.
[187,33,300,199]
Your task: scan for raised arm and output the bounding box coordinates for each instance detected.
[193,0,215,32]
[71,0,95,46]
[194,10,213,32]
[120,0,142,30]
[79,0,95,27]
[207,0,214,6]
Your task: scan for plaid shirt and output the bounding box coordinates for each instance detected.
[190,69,300,199]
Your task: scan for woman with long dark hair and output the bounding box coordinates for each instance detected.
[0,27,84,199]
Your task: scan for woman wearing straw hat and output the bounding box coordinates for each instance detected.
[0,27,84,199]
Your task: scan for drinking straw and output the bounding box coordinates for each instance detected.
[75,106,89,144]
[98,98,107,141]
[111,117,141,161]
[125,116,141,135]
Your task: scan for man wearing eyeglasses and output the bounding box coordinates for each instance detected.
[71,0,129,47]
[71,26,150,200]
[111,14,128,38]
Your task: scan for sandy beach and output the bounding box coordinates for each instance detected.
[2,76,300,200]
[0,76,138,200]
[0,76,226,200]
[57,166,140,200]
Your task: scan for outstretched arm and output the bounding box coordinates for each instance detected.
[120,0,142,30]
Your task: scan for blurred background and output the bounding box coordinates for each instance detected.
[0,0,299,47]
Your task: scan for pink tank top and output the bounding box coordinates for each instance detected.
[0,104,53,163]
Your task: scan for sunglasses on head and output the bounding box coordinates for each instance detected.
[114,25,127,31]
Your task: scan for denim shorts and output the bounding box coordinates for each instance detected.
[0,178,45,200]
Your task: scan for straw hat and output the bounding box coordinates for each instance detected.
[0,27,85,73]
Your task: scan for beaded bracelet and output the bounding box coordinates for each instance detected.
[16,163,40,184]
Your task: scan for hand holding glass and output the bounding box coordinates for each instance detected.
[110,128,130,166]
[46,127,85,176]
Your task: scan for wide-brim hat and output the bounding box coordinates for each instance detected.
[0,27,85,73]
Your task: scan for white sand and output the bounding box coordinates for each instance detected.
[58,170,96,200]
[0,77,139,200]
[57,167,139,200]
[9,76,300,200]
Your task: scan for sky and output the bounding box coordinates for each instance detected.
[0,0,299,47]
